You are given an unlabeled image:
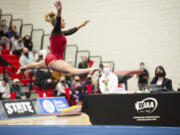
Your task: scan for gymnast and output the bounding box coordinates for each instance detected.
[17,1,100,75]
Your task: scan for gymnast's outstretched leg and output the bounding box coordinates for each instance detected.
[17,60,47,74]
[48,60,100,75]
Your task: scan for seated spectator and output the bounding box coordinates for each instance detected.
[34,69,55,90]
[39,46,51,59]
[150,65,173,91]
[1,19,8,37]
[11,37,23,55]
[19,47,34,79]
[71,76,88,104]
[0,24,10,50]
[0,78,10,100]
[83,74,95,94]
[10,79,26,99]
[23,35,33,51]
[99,63,118,94]
[65,73,73,87]
[65,59,74,86]
[78,56,89,80]
[36,51,44,62]
[8,24,19,40]
[78,56,89,69]
[55,76,68,97]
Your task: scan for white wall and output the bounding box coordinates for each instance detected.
[0,0,30,23]
[1,0,180,90]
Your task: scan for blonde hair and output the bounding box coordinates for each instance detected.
[45,11,56,26]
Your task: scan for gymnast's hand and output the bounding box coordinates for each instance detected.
[54,1,62,11]
[77,20,90,29]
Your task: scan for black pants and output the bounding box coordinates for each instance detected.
[12,49,22,55]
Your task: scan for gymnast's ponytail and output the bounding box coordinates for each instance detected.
[45,11,56,26]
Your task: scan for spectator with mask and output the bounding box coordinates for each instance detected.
[23,35,33,51]
[11,37,23,55]
[56,76,68,97]
[39,46,51,59]
[78,56,89,69]
[19,47,34,78]
[78,56,89,80]
[0,78,10,100]
[99,63,118,94]
[37,51,44,62]
[83,74,95,94]
[0,24,10,50]
[1,19,8,37]
[150,65,173,91]
[10,79,26,99]
[136,62,149,90]
[8,24,19,39]
[71,76,87,104]
[34,69,55,90]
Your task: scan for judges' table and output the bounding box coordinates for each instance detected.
[81,92,180,126]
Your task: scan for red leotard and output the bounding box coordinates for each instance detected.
[45,16,77,66]
[45,34,67,65]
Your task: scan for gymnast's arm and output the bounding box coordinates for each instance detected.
[63,27,78,36]
[63,20,90,36]
[52,1,62,35]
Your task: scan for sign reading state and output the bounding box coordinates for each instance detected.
[2,100,36,118]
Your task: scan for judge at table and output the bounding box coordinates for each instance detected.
[99,64,118,94]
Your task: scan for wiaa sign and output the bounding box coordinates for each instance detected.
[2,100,36,118]
[135,97,158,113]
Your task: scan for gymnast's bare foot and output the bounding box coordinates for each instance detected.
[16,67,26,74]
[89,67,101,75]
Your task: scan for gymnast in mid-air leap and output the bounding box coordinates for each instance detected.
[17,0,100,75]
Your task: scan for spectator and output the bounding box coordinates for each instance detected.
[23,35,33,51]
[136,62,149,90]
[56,76,68,97]
[19,47,34,78]
[71,76,88,104]
[99,63,118,94]
[11,37,23,55]
[1,19,8,37]
[8,24,19,39]
[34,69,55,90]
[0,24,10,50]
[78,56,89,80]
[36,51,44,62]
[83,74,95,94]
[0,78,10,100]
[20,47,34,66]
[78,56,89,69]
[150,65,173,91]
[10,79,26,99]
[65,59,74,86]
[39,46,51,59]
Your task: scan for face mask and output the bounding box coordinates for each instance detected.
[61,81,65,83]
[24,53,29,58]
[156,72,164,77]
[140,65,144,69]
[75,80,79,83]
[103,68,110,74]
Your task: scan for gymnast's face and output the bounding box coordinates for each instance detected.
[61,18,65,29]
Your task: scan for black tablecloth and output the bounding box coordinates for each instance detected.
[81,92,180,126]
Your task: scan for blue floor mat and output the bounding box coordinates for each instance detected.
[0,125,180,135]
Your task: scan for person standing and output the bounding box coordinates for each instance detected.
[137,62,149,90]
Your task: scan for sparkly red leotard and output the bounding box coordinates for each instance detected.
[45,16,78,65]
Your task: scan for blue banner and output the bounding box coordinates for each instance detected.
[38,97,69,114]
